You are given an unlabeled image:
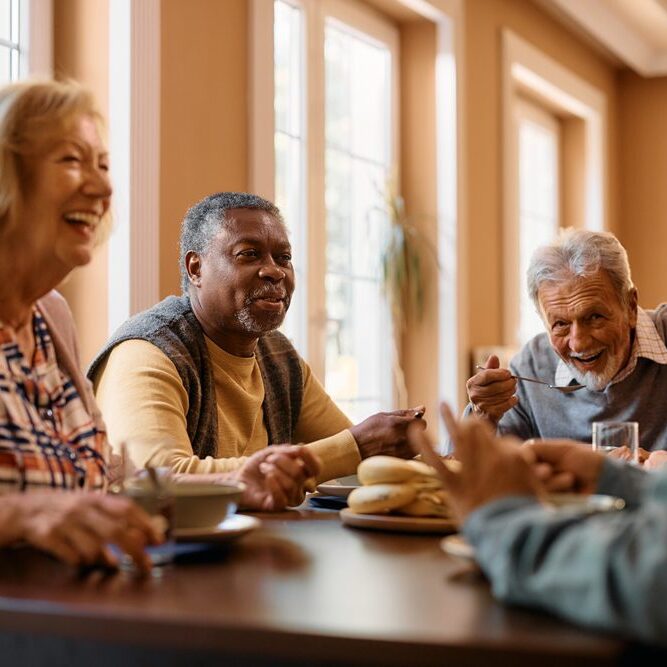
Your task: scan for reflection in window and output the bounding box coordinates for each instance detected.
[274,0,307,354]
[324,20,393,422]
[518,109,560,344]
[0,0,22,84]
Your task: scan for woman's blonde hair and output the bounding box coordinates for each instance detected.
[0,79,110,238]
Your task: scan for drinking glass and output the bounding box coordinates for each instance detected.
[592,421,639,464]
[120,469,175,575]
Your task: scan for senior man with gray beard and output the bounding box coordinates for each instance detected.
[88,192,425,482]
[465,229,667,454]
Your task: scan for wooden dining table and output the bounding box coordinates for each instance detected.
[0,503,660,667]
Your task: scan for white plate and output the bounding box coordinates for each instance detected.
[175,513,261,543]
[438,495,625,561]
[440,534,475,560]
[316,475,360,498]
[340,508,457,534]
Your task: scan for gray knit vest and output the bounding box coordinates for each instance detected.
[87,295,303,458]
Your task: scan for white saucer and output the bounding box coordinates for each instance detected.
[340,508,457,534]
[316,475,360,498]
[440,534,475,560]
[175,513,261,543]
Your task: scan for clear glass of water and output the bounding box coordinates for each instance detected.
[592,421,639,464]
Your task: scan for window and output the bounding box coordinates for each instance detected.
[517,101,560,344]
[274,0,307,354]
[323,18,394,421]
[256,0,462,418]
[269,0,398,422]
[0,0,24,83]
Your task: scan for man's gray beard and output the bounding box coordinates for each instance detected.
[234,301,289,335]
[565,356,617,391]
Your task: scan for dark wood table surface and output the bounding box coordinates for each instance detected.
[0,504,658,666]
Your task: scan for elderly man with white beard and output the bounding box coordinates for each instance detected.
[465,229,667,453]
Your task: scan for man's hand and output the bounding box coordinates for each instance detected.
[466,355,518,424]
[234,445,322,511]
[408,404,542,521]
[350,406,426,460]
[644,450,667,471]
[522,440,606,494]
[607,446,650,464]
[12,491,162,571]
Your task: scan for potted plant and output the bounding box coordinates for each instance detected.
[373,189,438,408]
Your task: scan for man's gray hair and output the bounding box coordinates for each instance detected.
[179,191,284,293]
[527,229,635,310]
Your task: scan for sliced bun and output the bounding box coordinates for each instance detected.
[357,456,440,485]
[348,483,417,514]
[400,490,453,518]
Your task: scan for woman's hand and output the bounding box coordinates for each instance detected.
[4,491,163,571]
[233,445,322,511]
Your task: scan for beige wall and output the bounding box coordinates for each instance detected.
[400,20,440,426]
[160,0,250,298]
[53,0,109,366]
[463,0,619,351]
[617,73,667,310]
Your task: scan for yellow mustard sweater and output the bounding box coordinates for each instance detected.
[93,338,361,483]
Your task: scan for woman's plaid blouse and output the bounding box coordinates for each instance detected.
[0,307,108,491]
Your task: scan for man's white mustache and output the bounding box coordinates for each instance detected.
[569,350,604,360]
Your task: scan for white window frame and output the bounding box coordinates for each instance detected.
[1,0,53,81]
[250,0,464,418]
[271,0,309,356]
[251,0,399,379]
[516,98,561,345]
[322,0,399,416]
[502,29,607,347]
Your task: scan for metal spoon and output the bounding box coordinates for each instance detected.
[146,464,165,493]
[475,365,585,393]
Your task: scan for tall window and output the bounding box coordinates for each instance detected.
[517,101,560,344]
[324,19,394,421]
[0,0,24,83]
[269,0,399,422]
[274,0,307,354]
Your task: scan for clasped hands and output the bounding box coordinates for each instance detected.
[408,404,607,522]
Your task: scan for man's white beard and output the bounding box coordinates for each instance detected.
[565,355,618,391]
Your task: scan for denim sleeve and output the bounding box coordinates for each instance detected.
[595,458,649,508]
[463,474,667,645]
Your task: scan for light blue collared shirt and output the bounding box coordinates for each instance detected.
[463,459,667,645]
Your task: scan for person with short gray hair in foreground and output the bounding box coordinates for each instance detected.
[465,229,667,452]
[90,192,424,482]
[410,405,667,645]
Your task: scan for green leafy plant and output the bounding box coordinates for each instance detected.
[376,190,439,327]
[371,188,439,406]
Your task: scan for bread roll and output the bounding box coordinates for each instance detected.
[357,456,439,485]
[347,456,459,519]
[348,483,417,514]
[400,490,452,518]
